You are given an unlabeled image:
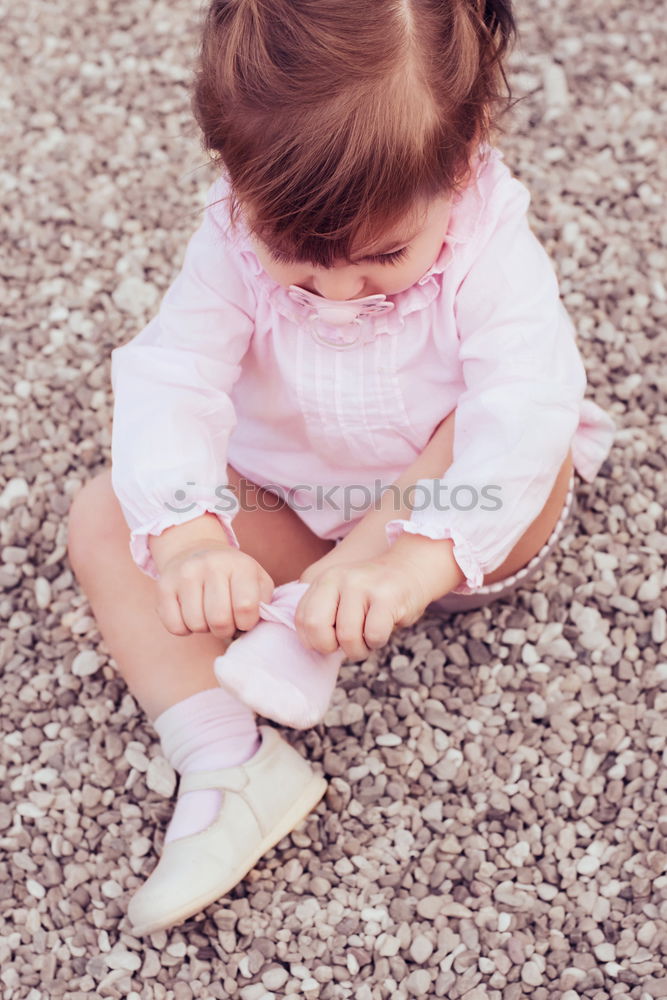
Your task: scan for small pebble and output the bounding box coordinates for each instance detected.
[125,743,149,772]
[415,896,443,919]
[240,986,269,1000]
[26,879,45,900]
[652,608,666,644]
[505,840,531,866]
[494,882,534,908]
[638,574,662,602]
[405,970,432,996]
[105,950,142,972]
[376,733,402,746]
[71,650,101,677]
[112,276,159,316]
[576,855,601,876]
[542,60,570,110]
[521,960,543,986]
[410,934,434,963]
[34,577,52,609]
[377,934,399,957]
[593,942,616,962]
[262,967,289,991]
[146,757,176,797]
[0,478,29,508]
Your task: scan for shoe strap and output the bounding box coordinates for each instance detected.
[179,767,249,796]
[177,726,273,796]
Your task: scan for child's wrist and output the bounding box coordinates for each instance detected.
[149,513,231,575]
[380,532,465,601]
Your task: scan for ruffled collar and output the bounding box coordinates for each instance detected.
[229,146,495,340]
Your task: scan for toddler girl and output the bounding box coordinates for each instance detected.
[68,0,615,936]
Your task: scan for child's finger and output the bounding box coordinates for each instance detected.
[202,570,236,638]
[177,578,210,634]
[362,599,395,651]
[228,570,262,632]
[294,579,340,654]
[155,582,191,637]
[335,588,371,661]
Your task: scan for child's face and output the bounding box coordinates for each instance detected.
[248,194,452,300]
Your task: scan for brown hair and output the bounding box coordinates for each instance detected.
[193,0,516,267]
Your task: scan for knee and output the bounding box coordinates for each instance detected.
[67,468,126,571]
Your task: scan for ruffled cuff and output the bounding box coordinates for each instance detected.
[129,494,241,581]
[571,399,616,483]
[385,509,485,594]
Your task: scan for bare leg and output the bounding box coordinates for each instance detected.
[67,466,335,722]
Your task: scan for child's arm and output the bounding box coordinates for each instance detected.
[111,177,254,584]
[380,171,596,593]
[294,413,468,660]
[299,410,465,602]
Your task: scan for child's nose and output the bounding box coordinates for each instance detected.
[312,269,365,301]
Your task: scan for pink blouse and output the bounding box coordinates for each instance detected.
[110,147,615,593]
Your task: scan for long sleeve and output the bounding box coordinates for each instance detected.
[385,173,598,592]
[110,178,255,580]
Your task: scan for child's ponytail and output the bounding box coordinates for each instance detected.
[466,0,516,140]
[479,0,515,46]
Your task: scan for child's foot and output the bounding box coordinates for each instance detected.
[213,580,346,729]
[127,725,327,936]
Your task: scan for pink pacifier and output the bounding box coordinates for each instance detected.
[287,285,395,349]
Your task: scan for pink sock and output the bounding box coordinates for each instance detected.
[153,688,261,845]
[213,580,346,730]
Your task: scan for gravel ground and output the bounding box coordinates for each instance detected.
[2,0,666,997]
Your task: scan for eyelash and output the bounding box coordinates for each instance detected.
[268,246,409,267]
[368,247,409,266]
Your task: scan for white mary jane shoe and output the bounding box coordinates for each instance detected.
[127,725,327,936]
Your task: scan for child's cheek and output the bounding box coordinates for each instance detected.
[377,260,434,296]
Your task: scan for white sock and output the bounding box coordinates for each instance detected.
[153,688,261,845]
[214,580,346,729]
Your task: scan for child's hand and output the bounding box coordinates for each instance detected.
[294,557,429,661]
[155,542,275,639]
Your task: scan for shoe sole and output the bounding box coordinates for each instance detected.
[129,773,328,936]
